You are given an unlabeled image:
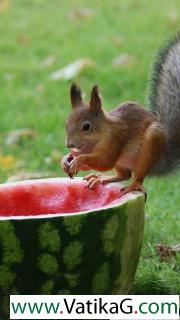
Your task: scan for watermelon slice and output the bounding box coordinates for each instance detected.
[0,178,144,318]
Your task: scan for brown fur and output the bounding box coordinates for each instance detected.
[62,84,167,195]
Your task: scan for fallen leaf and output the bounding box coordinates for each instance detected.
[145,213,150,221]
[156,243,180,260]
[68,7,94,20]
[7,171,57,182]
[5,128,36,146]
[112,53,136,68]
[0,0,10,13]
[3,72,14,81]
[130,0,140,8]
[112,35,124,47]
[41,55,56,69]
[36,83,44,92]
[168,10,178,25]
[16,34,31,45]
[0,155,17,170]
[50,58,94,81]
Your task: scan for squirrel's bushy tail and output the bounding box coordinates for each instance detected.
[149,34,180,173]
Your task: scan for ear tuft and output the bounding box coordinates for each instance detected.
[70,83,82,108]
[89,85,102,115]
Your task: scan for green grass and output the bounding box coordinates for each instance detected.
[0,0,180,294]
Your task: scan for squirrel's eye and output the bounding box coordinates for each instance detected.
[82,122,91,131]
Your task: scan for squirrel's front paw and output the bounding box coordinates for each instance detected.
[69,156,84,177]
[61,154,74,178]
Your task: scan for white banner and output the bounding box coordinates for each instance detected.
[10,295,179,319]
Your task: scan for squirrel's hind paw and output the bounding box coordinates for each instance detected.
[121,182,147,202]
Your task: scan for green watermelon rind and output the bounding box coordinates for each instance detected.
[0,178,144,318]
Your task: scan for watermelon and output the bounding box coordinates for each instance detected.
[0,178,144,318]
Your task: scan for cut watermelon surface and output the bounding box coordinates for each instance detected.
[0,178,129,217]
[0,178,144,319]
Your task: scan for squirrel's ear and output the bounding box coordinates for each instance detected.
[70,83,82,108]
[89,85,102,115]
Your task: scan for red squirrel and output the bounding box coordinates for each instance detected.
[61,35,180,198]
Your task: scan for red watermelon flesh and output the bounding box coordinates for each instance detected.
[0,178,128,217]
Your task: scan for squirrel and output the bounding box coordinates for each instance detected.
[61,35,180,199]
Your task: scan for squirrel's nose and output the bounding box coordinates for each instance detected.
[66,141,74,148]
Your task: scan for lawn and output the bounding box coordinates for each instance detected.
[0,0,179,294]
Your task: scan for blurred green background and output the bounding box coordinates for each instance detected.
[0,0,179,293]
